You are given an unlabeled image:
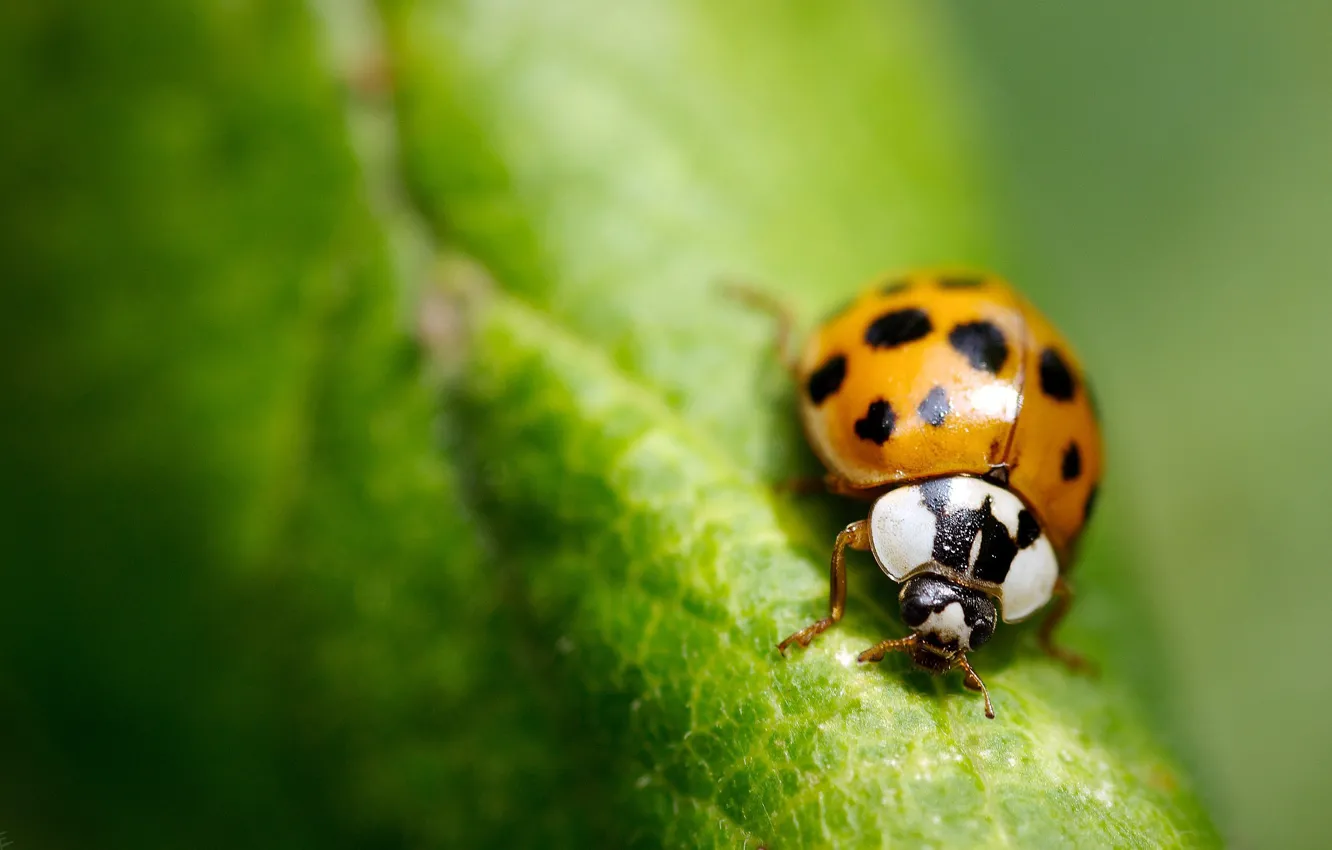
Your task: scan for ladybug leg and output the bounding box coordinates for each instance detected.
[956,654,996,719]
[775,472,868,498]
[856,633,916,664]
[1037,577,1097,675]
[777,520,870,654]
[773,475,830,495]
[823,473,875,498]
[722,286,878,500]
[720,281,802,377]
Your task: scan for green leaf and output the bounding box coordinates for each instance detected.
[0,0,1222,847]
[383,0,1222,846]
[0,4,373,845]
[0,3,546,849]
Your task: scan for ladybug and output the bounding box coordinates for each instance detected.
[733,271,1102,718]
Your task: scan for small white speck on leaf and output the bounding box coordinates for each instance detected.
[556,636,575,654]
[1095,783,1116,807]
[635,774,652,789]
[834,649,856,667]
[630,699,642,712]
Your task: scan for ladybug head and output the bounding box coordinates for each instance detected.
[899,574,996,670]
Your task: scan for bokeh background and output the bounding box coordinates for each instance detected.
[940,3,1332,845]
[3,1,1330,847]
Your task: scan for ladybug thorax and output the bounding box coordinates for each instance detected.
[867,476,1058,622]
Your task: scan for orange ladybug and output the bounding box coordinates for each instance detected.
[736,271,1101,718]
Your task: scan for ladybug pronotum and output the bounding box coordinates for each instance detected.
[736,271,1102,718]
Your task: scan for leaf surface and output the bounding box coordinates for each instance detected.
[0,0,1220,847]
[381,0,1222,845]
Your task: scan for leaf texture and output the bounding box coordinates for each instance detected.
[384,0,1221,845]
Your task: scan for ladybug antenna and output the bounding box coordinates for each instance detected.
[956,654,995,719]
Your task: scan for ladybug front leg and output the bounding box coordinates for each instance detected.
[777,520,871,654]
[1037,577,1096,674]
[855,634,917,663]
[720,281,802,378]
[775,472,874,498]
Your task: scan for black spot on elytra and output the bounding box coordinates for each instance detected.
[880,279,911,295]
[854,399,896,445]
[938,275,985,289]
[865,308,932,349]
[948,321,1009,374]
[806,354,846,405]
[1016,509,1041,549]
[1084,484,1100,523]
[1039,348,1077,401]
[917,385,950,427]
[1061,442,1082,481]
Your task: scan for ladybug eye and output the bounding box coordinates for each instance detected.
[900,592,932,629]
[968,615,995,649]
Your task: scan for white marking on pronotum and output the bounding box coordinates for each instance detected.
[967,526,984,567]
[987,489,1024,537]
[1000,533,1058,622]
[868,484,938,581]
[950,475,1024,533]
[943,476,988,511]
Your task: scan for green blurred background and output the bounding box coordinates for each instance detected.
[940,3,1332,845]
[2,1,1329,847]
